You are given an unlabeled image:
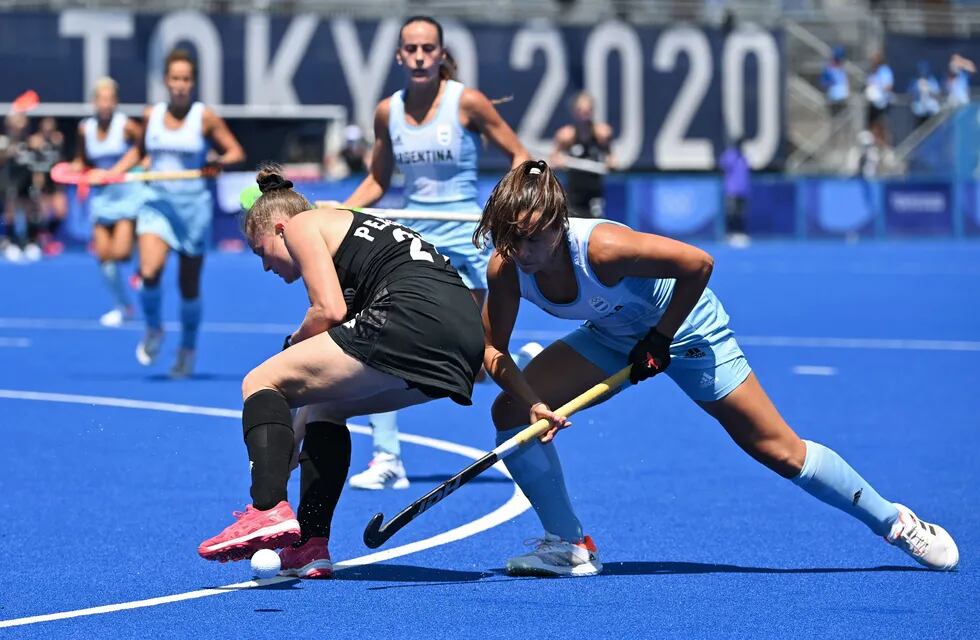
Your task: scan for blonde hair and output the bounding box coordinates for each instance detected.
[92,77,118,99]
[241,163,311,242]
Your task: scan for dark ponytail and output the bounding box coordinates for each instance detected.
[474,159,568,256]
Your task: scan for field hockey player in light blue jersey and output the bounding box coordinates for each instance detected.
[72,77,150,327]
[337,15,531,490]
[116,48,245,378]
[475,160,959,577]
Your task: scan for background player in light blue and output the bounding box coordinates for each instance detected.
[337,16,529,489]
[119,49,244,378]
[476,160,959,577]
[72,77,149,327]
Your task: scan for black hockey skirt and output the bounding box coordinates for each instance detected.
[328,275,485,405]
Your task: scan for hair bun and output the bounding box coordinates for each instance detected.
[257,172,294,193]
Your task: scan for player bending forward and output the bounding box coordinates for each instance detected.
[477,160,959,576]
[197,166,484,578]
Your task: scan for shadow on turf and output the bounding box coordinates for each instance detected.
[601,561,927,575]
[69,372,242,382]
[335,562,926,589]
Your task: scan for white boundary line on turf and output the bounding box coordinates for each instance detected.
[2,317,980,352]
[0,390,530,630]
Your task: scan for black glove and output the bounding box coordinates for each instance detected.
[282,334,293,351]
[628,328,672,384]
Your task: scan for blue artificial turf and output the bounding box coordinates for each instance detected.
[1,241,977,639]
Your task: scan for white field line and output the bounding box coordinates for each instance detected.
[792,365,838,376]
[1,317,978,352]
[0,390,529,629]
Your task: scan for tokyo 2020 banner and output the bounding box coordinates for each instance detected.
[0,11,784,171]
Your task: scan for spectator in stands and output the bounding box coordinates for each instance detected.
[28,116,67,255]
[323,124,370,180]
[908,60,942,128]
[551,92,615,218]
[852,129,881,179]
[339,124,370,174]
[1,112,43,261]
[821,45,850,118]
[718,135,751,248]
[944,53,976,110]
[865,51,894,148]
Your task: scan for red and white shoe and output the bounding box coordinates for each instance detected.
[505,533,602,577]
[886,503,959,571]
[198,501,301,563]
[279,536,333,579]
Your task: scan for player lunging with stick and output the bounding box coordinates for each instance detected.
[197,167,484,577]
[337,15,529,491]
[476,160,959,576]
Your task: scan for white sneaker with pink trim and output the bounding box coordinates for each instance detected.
[886,503,959,571]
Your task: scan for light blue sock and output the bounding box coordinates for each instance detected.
[792,440,900,536]
[140,284,162,331]
[180,297,202,349]
[496,425,583,541]
[99,260,129,309]
[370,411,400,456]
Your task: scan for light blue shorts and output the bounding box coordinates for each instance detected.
[559,324,752,402]
[137,188,213,256]
[397,199,489,290]
[90,182,153,226]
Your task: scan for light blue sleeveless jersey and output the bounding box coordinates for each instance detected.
[144,102,208,195]
[83,112,147,223]
[138,102,213,255]
[517,218,742,368]
[388,80,482,249]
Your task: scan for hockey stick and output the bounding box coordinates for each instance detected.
[313,203,481,223]
[50,162,217,186]
[362,366,631,549]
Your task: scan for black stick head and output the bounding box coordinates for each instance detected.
[363,512,385,549]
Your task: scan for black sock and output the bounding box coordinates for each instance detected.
[297,421,352,541]
[48,216,63,236]
[242,389,294,510]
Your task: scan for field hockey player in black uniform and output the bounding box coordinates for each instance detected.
[197,165,484,578]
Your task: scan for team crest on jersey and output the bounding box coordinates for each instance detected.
[589,296,611,314]
[436,124,452,147]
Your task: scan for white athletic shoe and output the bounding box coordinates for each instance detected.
[513,341,544,370]
[23,243,42,262]
[726,232,751,249]
[135,329,163,366]
[886,503,959,571]
[506,533,602,577]
[99,306,133,328]
[3,243,24,263]
[170,348,196,379]
[348,452,410,490]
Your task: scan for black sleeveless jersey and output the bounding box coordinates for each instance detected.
[566,122,607,197]
[332,210,465,317]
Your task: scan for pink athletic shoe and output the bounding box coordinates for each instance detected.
[279,537,333,579]
[198,501,301,563]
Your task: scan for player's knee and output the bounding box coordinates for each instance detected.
[140,269,162,288]
[751,437,806,479]
[242,367,276,401]
[491,392,524,431]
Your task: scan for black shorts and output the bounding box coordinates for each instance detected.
[328,275,484,405]
[867,103,889,126]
